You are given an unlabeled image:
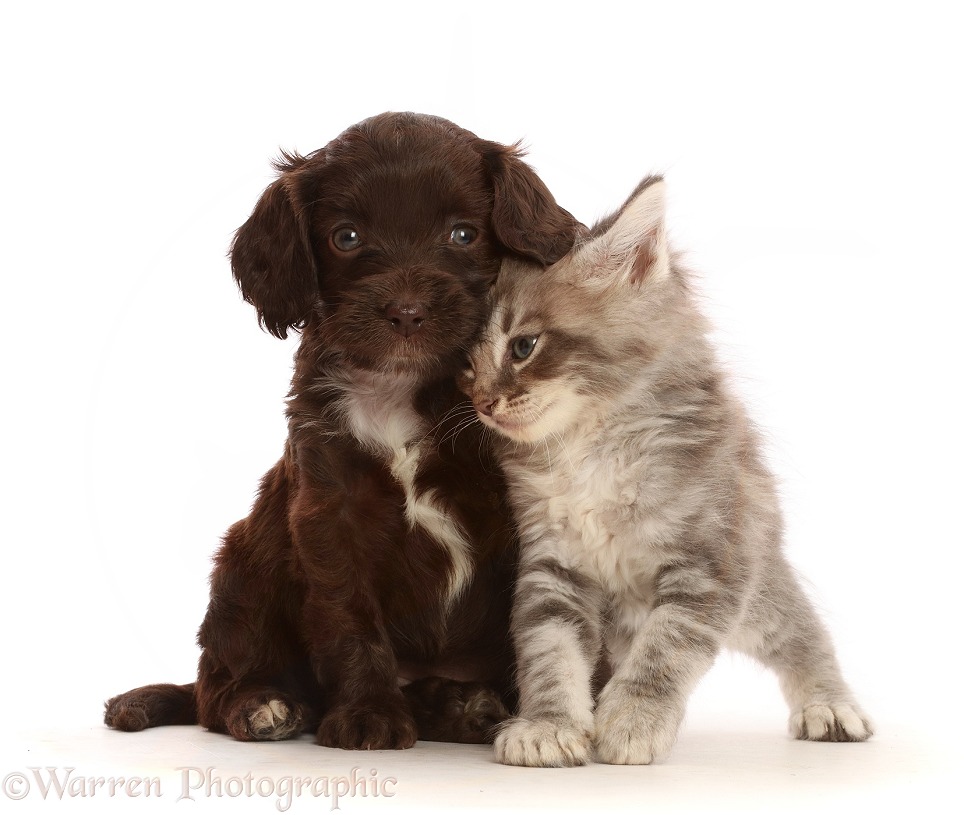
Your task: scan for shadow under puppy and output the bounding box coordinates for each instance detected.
[104,112,579,749]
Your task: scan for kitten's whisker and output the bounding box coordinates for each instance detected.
[426,404,478,440]
[551,431,575,473]
[477,424,496,467]
[541,437,554,486]
[439,413,481,449]
[431,404,479,450]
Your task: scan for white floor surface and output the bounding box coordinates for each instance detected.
[4,711,953,814]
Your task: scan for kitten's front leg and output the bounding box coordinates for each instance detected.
[495,555,604,768]
[595,574,737,764]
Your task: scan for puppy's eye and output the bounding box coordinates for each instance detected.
[450,225,478,246]
[331,227,361,252]
[510,336,538,360]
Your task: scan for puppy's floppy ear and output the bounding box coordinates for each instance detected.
[230,155,318,339]
[478,141,580,266]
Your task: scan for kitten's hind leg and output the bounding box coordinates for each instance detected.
[738,568,873,742]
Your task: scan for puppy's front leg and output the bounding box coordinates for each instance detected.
[292,481,417,750]
[309,611,417,750]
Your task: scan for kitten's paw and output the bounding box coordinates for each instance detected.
[790,702,873,742]
[494,717,594,767]
[594,683,681,765]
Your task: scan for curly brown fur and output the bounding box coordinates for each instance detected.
[105,112,578,749]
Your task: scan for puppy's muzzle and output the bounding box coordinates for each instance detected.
[385,300,427,338]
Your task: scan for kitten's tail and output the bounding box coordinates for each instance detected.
[104,682,197,731]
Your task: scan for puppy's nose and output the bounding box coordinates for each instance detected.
[385,301,426,337]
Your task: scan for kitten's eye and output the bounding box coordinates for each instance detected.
[331,227,361,252]
[450,225,478,246]
[511,336,538,360]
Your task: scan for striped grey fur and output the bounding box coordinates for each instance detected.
[465,177,872,766]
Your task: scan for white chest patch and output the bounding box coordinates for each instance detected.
[556,459,648,596]
[336,369,474,606]
[390,443,474,606]
[339,370,424,458]
[510,434,662,603]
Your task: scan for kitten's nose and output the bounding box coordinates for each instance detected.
[475,397,496,417]
[385,301,426,337]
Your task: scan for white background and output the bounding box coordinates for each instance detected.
[2,1,961,812]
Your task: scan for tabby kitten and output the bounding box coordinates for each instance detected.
[462,176,872,766]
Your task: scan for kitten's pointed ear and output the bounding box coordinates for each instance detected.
[586,175,669,285]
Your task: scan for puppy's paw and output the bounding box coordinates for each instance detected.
[247,699,303,741]
[104,695,150,732]
[317,699,417,750]
[460,686,512,743]
[594,682,681,765]
[494,717,594,767]
[227,693,304,741]
[402,677,510,744]
[103,683,196,731]
[790,702,873,742]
